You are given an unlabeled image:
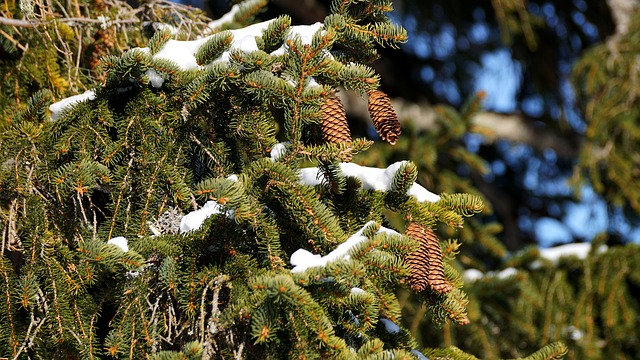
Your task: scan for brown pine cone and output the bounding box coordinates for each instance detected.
[321,91,351,144]
[405,222,452,294]
[367,90,401,145]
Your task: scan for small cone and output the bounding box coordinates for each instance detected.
[321,91,352,161]
[367,90,401,145]
[321,92,351,144]
[405,222,452,294]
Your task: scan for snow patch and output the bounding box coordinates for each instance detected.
[152,38,208,70]
[52,18,332,119]
[107,236,129,252]
[207,3,243,30]
[180,201,224,233]
[145,69,165,88]
[290,220,400,273]
[270,22,325,56]
[350,287,366,295]
[49,90,96,121]
[463,267,518,282]
[379,318,400,334]
[299,161,440,203]
[495,267,518,279]
[270,142,288,161]
[463,268,484,283]
[532,243,607,269]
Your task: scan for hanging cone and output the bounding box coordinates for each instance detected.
[405,222,452,294]
[321,91,351,144]
[367,89,401,145]
[321,91,352,161]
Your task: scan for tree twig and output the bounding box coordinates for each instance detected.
[0,16,138,28]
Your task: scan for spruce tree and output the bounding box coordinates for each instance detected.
[1,0,567,358]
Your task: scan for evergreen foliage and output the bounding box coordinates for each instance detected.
[571,10,640,212]
[359,79,638,359]
[1,0,567,359]
[405,238,640,360]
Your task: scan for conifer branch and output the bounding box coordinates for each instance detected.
[0,0,549,358]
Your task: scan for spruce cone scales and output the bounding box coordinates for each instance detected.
[405,222,452,294]
[367,90,401,145]
[321,92,351,144]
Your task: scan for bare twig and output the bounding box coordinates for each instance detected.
[12,308,46,360]
[147,293,162,355]
[0,28,27,51]
[235,332,246,360]
[12,289,48,360]
[201,274,229,359]
[0,16,138,28]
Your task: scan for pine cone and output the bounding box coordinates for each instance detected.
[321,91,351,144]
[367,90,401,145]
[405,222,452,294]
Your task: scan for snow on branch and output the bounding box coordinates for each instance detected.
[49,90,96,120]
[107,236,129,252]
[290,220,401,273]
[464,242,610,282]
[47,16,327,115]
[178,159,439,235]
[299,161,440,203]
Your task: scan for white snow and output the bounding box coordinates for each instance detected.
[270,22,325,56]
[531,243,607,269]
[207,4,330,56]
[539,243,603,263]
[107,236,129,252]
[463,268,484,283]
[299,161,440,203]
[565,325,583,341]
[179,200,224,233]
[145,69,165,88]
[350,287,366,295]
[134,18,328,82]
[51,17,332,117]
[379,318,400,334]
[49,90,96,121]
[495,267,518,279]
[148,20,276,71]
[270,142,288,161]
[152,38,209,70]
[290,220,400,273]
[464,243,610,282]
[307,76,321,88]
[463,267,517,282]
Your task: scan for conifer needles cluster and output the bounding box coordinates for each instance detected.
[1,0,566,359]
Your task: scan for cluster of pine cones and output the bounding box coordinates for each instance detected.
[320,90,451,295]
[320,89,402,149]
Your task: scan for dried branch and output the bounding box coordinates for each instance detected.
[0,16,138,28]
[201,274,229,359]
